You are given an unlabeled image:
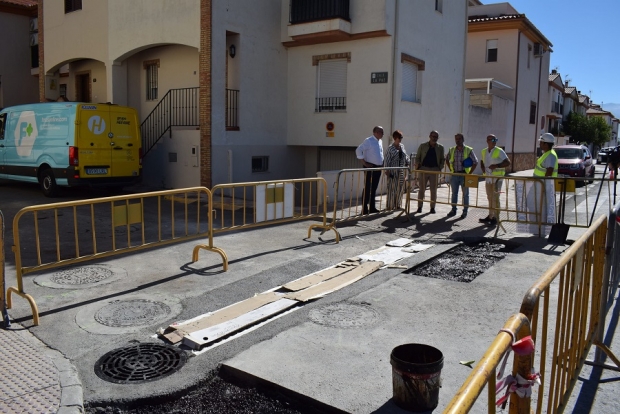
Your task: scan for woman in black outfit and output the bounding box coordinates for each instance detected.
[384,130,409,210]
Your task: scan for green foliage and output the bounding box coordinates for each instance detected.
[563,111,611,146]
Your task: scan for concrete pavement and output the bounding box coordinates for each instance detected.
[1,168,618,413]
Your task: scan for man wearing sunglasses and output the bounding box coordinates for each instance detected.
[414,130,445,214]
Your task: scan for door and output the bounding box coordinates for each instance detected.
[75,73,91,102]
[108,106,141,178]
[77,105,112,177]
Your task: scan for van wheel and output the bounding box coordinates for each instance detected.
[40,169,58,197]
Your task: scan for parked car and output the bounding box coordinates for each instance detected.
[554,145,595,182]
[597,147,614,164]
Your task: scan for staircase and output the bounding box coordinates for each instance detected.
[140,87,199,156]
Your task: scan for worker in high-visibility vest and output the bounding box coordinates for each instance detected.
[445,133,478,218]
[480,134,511,226]
[534,133,558,177]
[526,133,558,235]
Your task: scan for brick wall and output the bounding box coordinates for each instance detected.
[199,0,212,188]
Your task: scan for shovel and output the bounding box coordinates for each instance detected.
[548,176,570,245]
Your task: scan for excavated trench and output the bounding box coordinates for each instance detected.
[85,239,518,413]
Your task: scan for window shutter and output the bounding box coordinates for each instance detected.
[402,61,418,102]
[318,59,347,98]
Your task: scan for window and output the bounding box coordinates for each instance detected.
[401,54,425,103]
[529,102,537,124]
[0,113,6,140]
[64,0,82,13]
[527,44,532,69]
[316,59,347,112]
[59,84,67,98]
[435,0,443,12]
[402,61,419,103]
[486,39,498,63]
[252,156,269,173]
[144,60,159,101]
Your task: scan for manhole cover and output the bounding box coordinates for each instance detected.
[95,299,171,327]
[95,343,187,384]
[309,302,379,328]
[51,265,114,285]
[405,240,518,283]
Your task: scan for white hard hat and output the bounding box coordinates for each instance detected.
[539,133,555,143]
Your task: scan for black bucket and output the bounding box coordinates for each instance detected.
[390,343,444,412]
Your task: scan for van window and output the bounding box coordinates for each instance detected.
[0,113,5,139]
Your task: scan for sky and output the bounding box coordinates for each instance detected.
[504,0,620,112]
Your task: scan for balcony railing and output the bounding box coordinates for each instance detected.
[315,97,346,112]
[226,89,239,129]
[290,0,350,24]
[552,101,561,113]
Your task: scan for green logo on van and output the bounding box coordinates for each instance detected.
[26,123,34,136]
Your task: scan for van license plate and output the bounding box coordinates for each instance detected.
[86,168,108,175]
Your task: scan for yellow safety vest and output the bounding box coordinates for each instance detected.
[482,147,506,177]
[534,149,558,177]
[448,145,474,173]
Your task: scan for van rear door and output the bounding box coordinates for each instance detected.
[108,106,141,178]
[76,105,112,178]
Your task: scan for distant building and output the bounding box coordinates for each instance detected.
[465,2,552,171]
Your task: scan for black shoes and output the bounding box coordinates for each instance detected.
[369,208,380,214]
[479,216,491,223]
[429,208,436,214]
[461,211,468,218]
[488,218,498,226]
[416,207,422,213]
[447,210,457,217]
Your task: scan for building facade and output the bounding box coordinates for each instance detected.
[37,0,468,189]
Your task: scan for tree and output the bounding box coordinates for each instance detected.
[588,116,612,148]
[563,112,611,147]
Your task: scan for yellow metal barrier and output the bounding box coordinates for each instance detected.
[193,178,336,259]
[514,213,608,414]
[328,167,411,225]
[7,187,226,325]
[444,214,610,413]
[444,313,531,414]
[1,210,9,328]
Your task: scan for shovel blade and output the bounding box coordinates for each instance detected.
[548,223,570,245]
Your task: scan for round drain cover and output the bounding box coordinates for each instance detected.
[95,299,171,327]
[309,302,379,328]
[51,265,113,285]
[95,343,187,384]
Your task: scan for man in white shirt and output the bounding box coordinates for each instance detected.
[355,126,385,214]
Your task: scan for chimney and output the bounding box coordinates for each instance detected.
[551,69,557,74]
[565,81,569,87]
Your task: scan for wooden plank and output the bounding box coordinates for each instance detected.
[285,261,383,302]
[183,299,298,350]
[163,292,283,341]
[282,264,358,292]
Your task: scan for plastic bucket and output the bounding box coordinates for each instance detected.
[390,343,444,412]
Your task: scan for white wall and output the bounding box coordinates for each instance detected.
[392,0,467,153]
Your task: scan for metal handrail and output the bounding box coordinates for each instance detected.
[140,87,199,156]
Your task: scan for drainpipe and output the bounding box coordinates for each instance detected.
[534,46,543,154]
[389,0,399,144]
[510,32,521,173]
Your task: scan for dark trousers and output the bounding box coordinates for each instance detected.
[362,168,382,213]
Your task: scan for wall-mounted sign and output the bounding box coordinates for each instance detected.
[371,72,388,84]
[326,122,334,131]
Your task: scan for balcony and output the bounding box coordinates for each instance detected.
[290,0,350,25]
[316,97,346,113]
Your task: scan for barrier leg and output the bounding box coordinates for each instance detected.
[192,244,229,271]
[6,287,39,326]
[307,223,340,243]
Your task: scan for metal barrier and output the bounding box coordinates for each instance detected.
[1,210,9,329]
[444,313,531,414]
[328,166,411,222]
[6,187,226,325]
[444,213,611,413]
[193,177,336,258]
